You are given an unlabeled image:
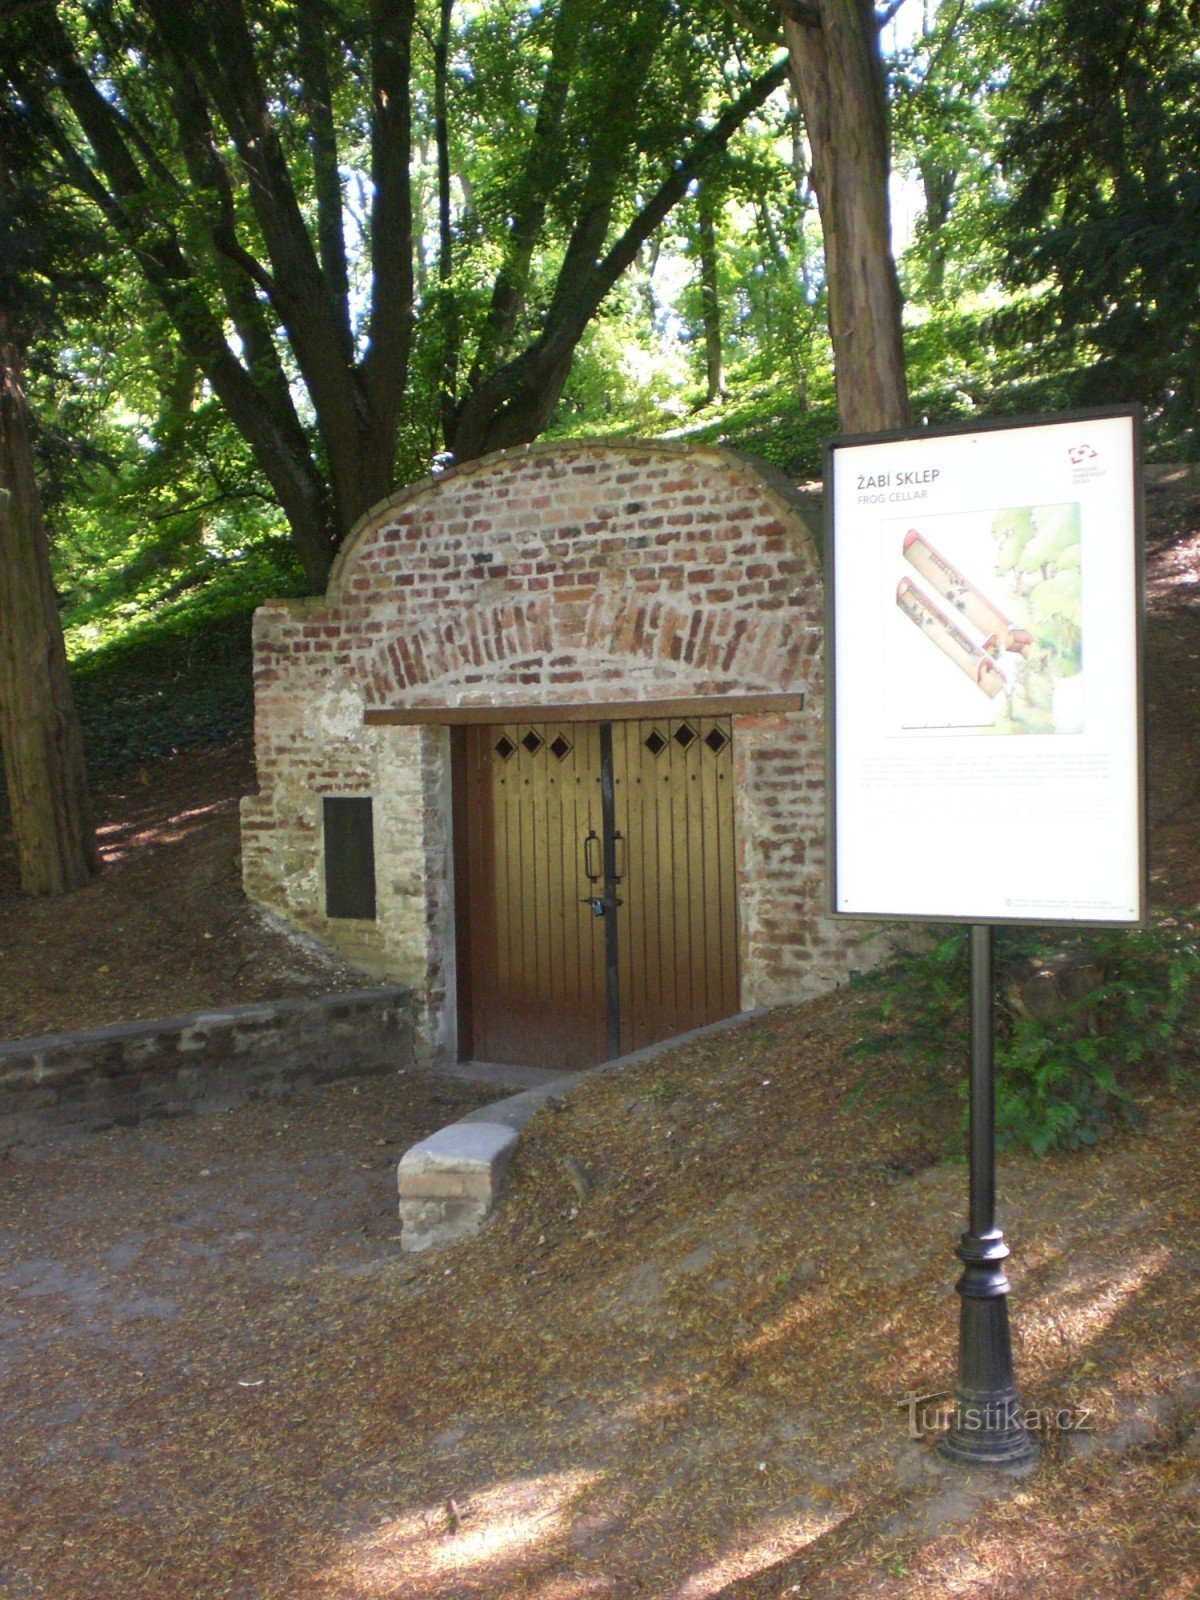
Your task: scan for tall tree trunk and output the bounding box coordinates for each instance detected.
[918,153,956,298]
[696,181,725,403]
[0,336,99,896]
[782,0,910,432]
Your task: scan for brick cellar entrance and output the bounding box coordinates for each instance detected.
[241,440,876,1066]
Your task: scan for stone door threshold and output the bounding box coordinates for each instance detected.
[439,1059,570,1093]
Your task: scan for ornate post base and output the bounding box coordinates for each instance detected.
[936,1228,1038,1467]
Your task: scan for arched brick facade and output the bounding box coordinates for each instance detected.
[240,440,871,1061]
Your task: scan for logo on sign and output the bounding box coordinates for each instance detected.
[1069,441,1104,483]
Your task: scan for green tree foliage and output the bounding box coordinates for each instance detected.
[672,116,828,409]
[886,1,1073,424]
[997,0,1200,449]
[890,0,1009,305]
[37,277,301,641]
[2,0,788,587]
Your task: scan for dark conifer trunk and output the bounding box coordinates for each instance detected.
[0,335,99,896]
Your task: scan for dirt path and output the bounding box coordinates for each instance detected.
[0,1071,499,1600]
[1,997,1197,1598]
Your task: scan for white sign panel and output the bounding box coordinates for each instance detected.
[828,409,1145,925]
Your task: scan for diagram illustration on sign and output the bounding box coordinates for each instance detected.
[888,502,1083,736]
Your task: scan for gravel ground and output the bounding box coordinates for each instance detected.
[0,1070,498,1600]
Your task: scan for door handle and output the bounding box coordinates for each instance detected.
[612,829,626,883]
[584,828,601,884]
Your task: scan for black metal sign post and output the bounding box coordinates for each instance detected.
[936,924,1037,1467]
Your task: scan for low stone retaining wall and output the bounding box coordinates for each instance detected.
[0,986,413,1144]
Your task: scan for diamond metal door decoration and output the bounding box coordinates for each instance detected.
[494,735,516,761]
[673,723,697,750]
[644,729,668,757]
[549,734,572,761]
[521,730,544,755]
[705,727,729,754]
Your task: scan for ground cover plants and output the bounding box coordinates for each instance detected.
[852,916,1200,1155]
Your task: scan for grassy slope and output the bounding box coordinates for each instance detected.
[62,540,306,775]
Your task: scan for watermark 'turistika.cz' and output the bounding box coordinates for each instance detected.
[900,1390,1095,1440]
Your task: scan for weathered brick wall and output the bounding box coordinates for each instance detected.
[241,440,877,1058]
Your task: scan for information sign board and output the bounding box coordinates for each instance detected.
[827,409,1145,925]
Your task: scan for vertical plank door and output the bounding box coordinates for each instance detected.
[460,715,739,1067]
[461,722,607,1069]
[613,716,739,1054]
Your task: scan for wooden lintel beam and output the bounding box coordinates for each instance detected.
[363,693,805,727]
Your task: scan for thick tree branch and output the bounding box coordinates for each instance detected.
[464,0,586,392]
[539,8,663,335]
[452,54,790,459]
[296,0,353,363]
[162,51,274,300]
[150,0,363,525]
[566,55,791,339]
[161,60,315,464]
[36,16,336,582]
[359,0,416,476]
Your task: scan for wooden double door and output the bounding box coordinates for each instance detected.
[456,716,739,1070]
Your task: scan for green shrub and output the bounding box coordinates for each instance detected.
[852,918,1200,1155]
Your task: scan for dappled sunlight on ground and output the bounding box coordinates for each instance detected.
[1145,526,1200,610]
[1,1025,1198,1598]
[324,1469,603,1597]
[1023,1247,1173,1356]
[95,798,236,864]
[738,1283,837,1358]
[672,1505,847,1598]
